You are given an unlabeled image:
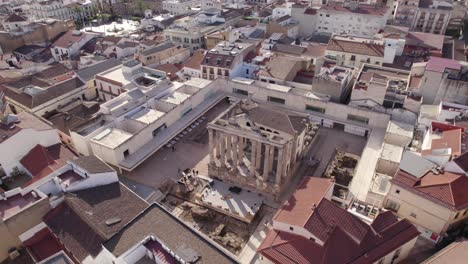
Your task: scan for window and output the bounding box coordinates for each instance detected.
[267,96,285,104]
[396,189,400,194]
[152,123,167,137]
[123,149,130,158]
[305,105,325,113]
[234,88,248,96]
[289,226,294,231]
[386,199,400,212]
[455,212,460,219]
[350,55,356,61]
[347,114,369,124]
[246,68,249,75]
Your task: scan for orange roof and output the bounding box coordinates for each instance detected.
[183,49,205,70]
[422,129,462,156]
[273,177,334,227]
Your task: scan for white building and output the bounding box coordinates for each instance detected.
[0,111,60,176]
[162,0,200,15]
[317,1,390,38]
[2,13,29,32]
[50,30,97,61]
[163,9,242,52]
[413,0,453,35]
[325,36,385,68]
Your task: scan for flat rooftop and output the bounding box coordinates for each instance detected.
[380,143,404,163]
[160,91,191,105]
[386,120,414,138]
[99,66,131,86]
[58,170,83,188]
[130,107,165,124]
[200,179,264,223]
[92,128,133,149]
[0,192,41,221]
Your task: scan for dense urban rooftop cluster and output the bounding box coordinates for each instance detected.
[0,0,467,263]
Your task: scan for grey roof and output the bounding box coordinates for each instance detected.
[127,88,145,100]
[248,28,265,39]
[77,58,120,81]
[399,151,436,178]
[140,42,175,56]
[104,203,235,263]
[272,44,306,55]
[71,156,115,174]
[246,105,307,134]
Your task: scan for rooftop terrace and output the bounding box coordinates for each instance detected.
[92,128,133,149]
[0,191,41,221]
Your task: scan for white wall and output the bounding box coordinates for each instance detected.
[0,129,60,175]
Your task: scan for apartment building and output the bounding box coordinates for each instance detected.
[137,42,190,67]
[351,64,422,113]
[386,167,468,243]
[317,1,390,38]
[2,13,29,32]
[50,30,97,61]
[162,0,200,15]
[413,0,453,35]
[201,41,255,80]
[325,36,387,68]
[163,9,242,52]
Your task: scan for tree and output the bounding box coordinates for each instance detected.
[136,0,148,16]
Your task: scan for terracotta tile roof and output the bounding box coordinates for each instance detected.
[21,144,76,187]
[154,63,182,80]
[327,38,385,57]
[406,32,444,51]
[23,228,66,262]
[258,56,304,81]
[422,129,462,156]
[304,199,370,243]
[260,176,419,264]
[274,177,334,227]
[426,57,461,73]
[257,229,322,264]
[64,183,148,240]
[20,144,56,176]
[260,211,419,264]
[53,31,89,49]
[393,170,468,210]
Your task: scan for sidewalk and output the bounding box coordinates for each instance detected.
[238,213,272,264]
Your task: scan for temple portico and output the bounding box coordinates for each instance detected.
[207,99,318,199]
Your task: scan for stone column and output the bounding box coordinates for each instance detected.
[232,136,238,170]
[276,147,284,186]
[282,141,292,179]
[263,144,271,181]
[268,146,275,171]
[238,137,244,167]
[256,141,262,170]
[208,129,214,164]
[215,131,221,158]
[226,134,232,161]
[219,133,225,167]
[250,140,257,177]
